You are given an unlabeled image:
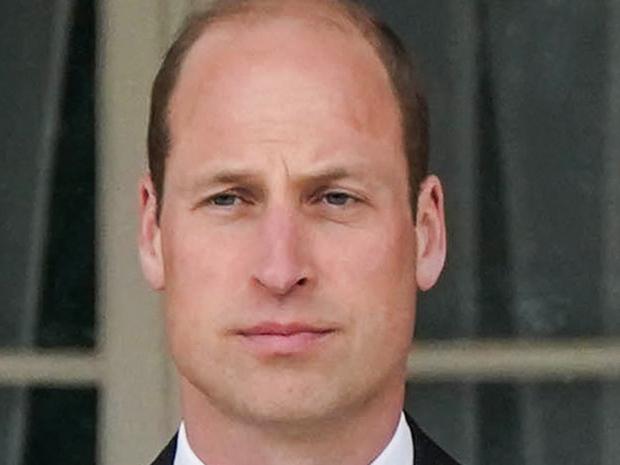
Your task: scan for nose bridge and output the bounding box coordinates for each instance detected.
[254,200,308,295]
[263,202,298,248]
[262,158,298,243]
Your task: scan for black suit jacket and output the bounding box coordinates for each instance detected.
[149,413,461,465]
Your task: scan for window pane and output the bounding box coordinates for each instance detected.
[0,0,96,348]
[361,0,618,339]
[37,0,97,348]
[0,386,98,465]
[406,380,620,465]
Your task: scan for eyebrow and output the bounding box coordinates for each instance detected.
[193,166,367,191]
[206,170,262,186]
[297,167,357,186]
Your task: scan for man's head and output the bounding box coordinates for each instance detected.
[139,0,445,432]
[147,0,429,218]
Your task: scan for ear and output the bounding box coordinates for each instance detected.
[414,175,447,291]
[138,174,165,290]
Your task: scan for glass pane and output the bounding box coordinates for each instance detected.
[0,386,97,465]
[473,1,608,339]
[405,380,620,465]
[360,0,617,339]
[0,0,96,348]
[37,0,97,348]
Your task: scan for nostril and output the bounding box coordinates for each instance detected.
[297,277,308,287]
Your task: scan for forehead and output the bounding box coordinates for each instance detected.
[171,7,399,124]
[165,9,404,184]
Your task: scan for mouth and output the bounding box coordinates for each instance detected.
[235,322,337,355]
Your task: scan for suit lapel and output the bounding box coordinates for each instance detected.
[405,412,462,465]
[149,434,178,465]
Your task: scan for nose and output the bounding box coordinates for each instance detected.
[252,206,311,297]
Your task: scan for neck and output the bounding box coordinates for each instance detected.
[180,379,405,465]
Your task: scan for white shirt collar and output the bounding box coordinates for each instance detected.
[173,422,205,465]
[370,413,414,465]
[174,412,413,465]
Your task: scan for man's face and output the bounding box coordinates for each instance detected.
[140,15,444,426]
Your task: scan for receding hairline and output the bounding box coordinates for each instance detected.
[187,0,378,37]
[171,0,392,98]
[168,2,400,134]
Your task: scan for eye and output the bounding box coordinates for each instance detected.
[320,191,357,207]
[206,192,244,207]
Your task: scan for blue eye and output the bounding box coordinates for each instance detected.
[323,192,354,206]
[210,193,240,206]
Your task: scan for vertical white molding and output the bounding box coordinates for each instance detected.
[162,0,214,43]
[97,3,223,462]
[98,1,174,464]
[162,0,192,41]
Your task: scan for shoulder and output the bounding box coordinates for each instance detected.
[405,413,463,465]
[149,434,178,465]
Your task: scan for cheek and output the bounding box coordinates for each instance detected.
[162,216,251,285]
[317,219,416,296]
[161,229,247,382]
[160,220,252,337]
[316,220,417,334]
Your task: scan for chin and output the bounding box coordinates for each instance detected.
[244,378,344,419]
[187,367,359,428]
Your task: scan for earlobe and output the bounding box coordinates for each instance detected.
[414,175,447,291]
[138,174,165,290]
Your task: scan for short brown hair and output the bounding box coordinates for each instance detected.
[147,0,428,217]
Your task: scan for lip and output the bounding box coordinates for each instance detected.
[235,322,337,355]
